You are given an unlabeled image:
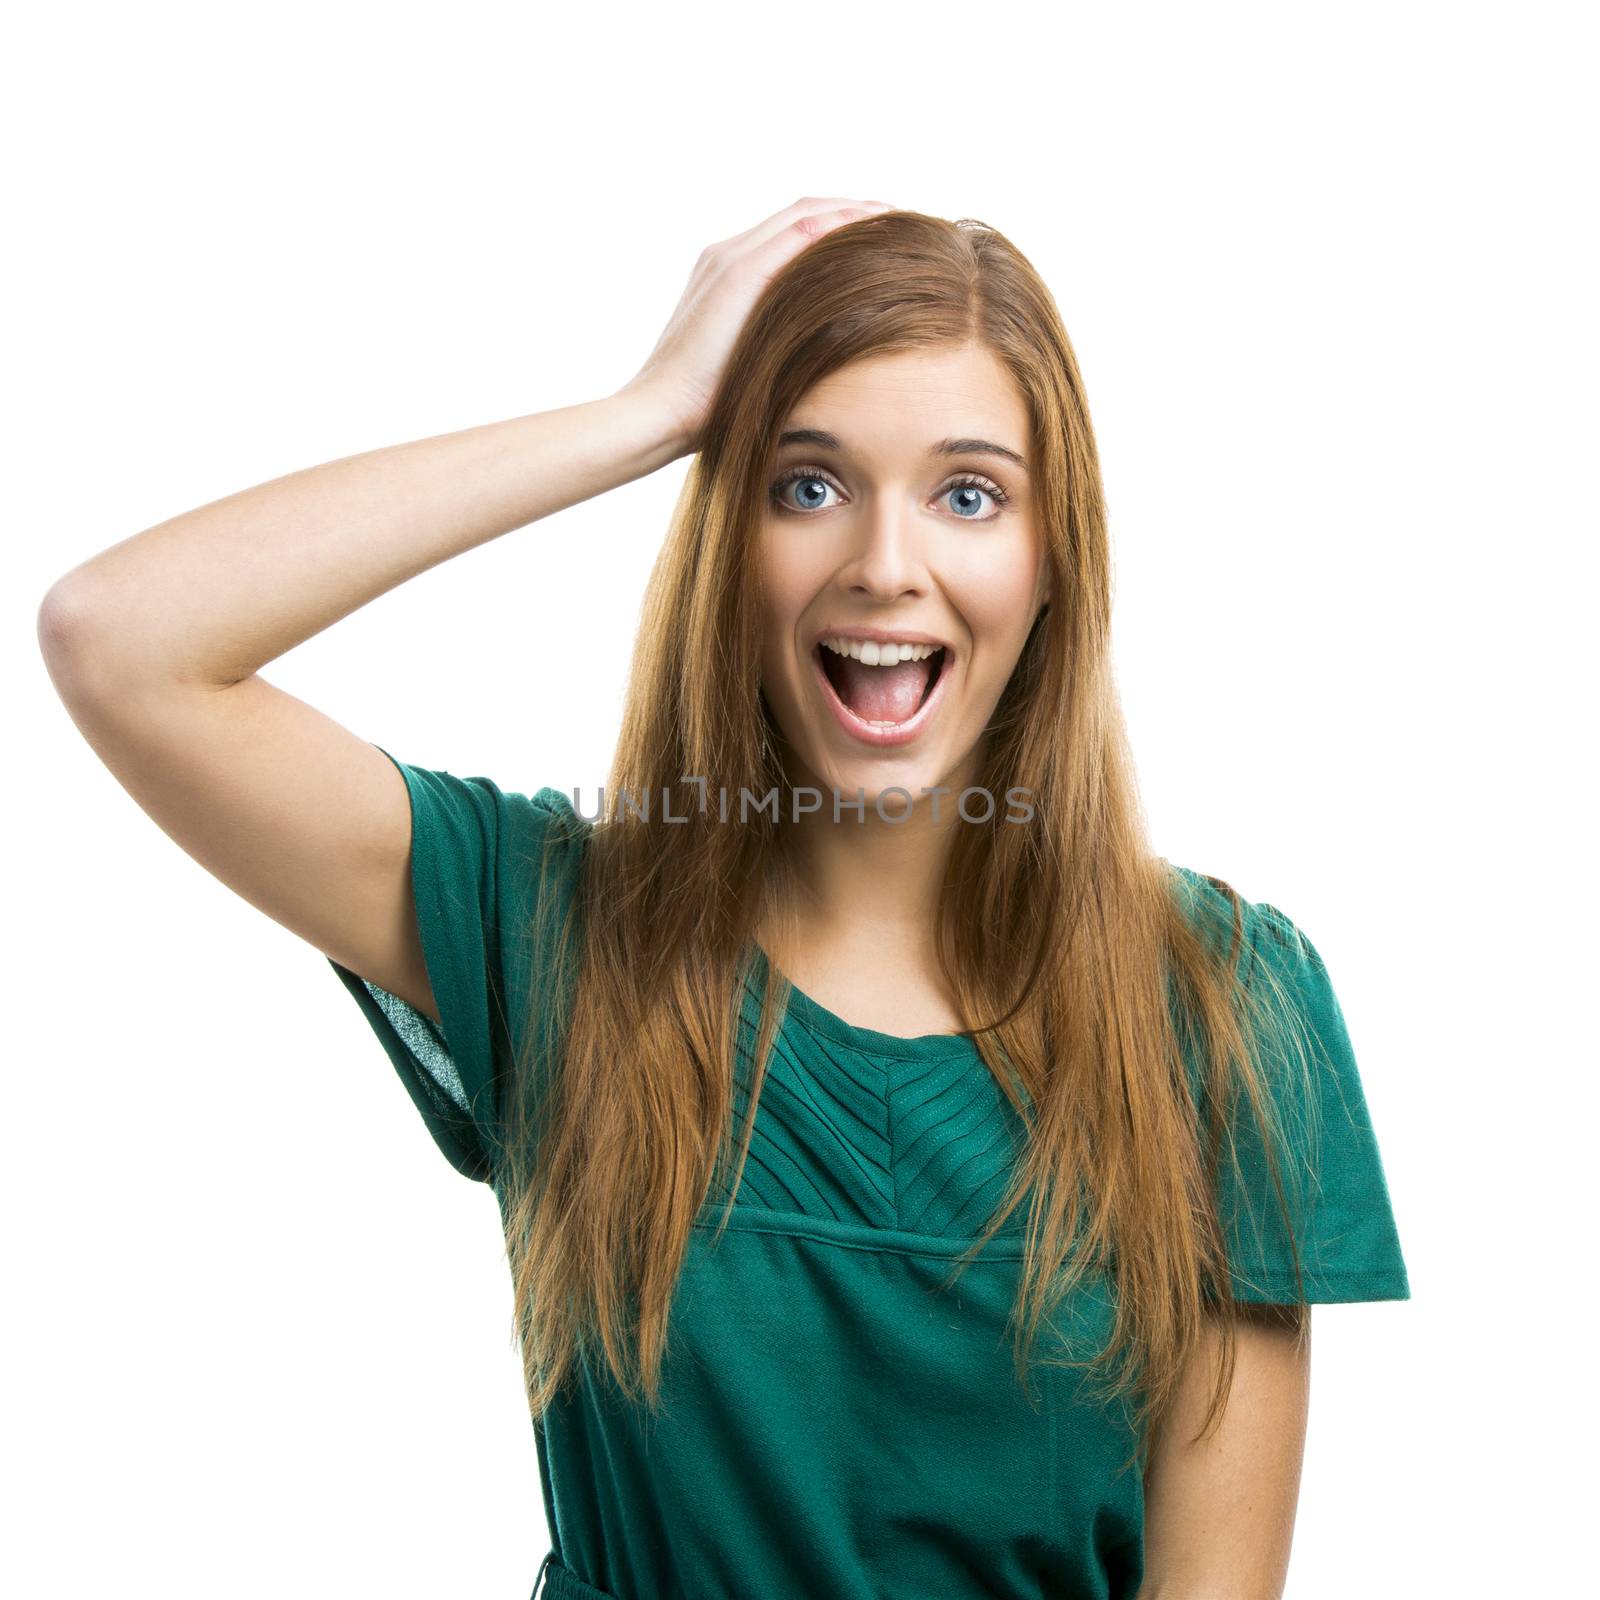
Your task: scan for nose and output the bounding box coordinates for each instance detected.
[837,492,931,604]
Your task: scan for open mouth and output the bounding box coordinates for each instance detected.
[813,639,951,743]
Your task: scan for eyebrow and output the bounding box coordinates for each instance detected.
[775,427,1029,473]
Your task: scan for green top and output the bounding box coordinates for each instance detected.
[326,748,1410,1600]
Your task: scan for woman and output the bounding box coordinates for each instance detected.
[38,198,1410,1599]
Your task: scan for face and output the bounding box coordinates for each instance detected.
[757,342,1050,814]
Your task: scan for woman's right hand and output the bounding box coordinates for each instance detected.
[619,195,896,455]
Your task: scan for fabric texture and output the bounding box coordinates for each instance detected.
[326,745,585,1186]
[328,750,1410,1600]
[1208,891,1411,1304]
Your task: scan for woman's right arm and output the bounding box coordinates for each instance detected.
[35,384,691,1024]
[36,196,891,1024]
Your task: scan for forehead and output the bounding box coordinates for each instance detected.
[779,345,1029,456]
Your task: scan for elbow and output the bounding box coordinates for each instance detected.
[37,577,95,678]
[36,573,138,702]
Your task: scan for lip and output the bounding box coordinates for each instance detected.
[810,624,955,653]
[810,638,955,749]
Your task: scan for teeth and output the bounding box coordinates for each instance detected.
[819,636,942,665]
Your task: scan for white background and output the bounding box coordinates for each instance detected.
[7,3,1594,1596]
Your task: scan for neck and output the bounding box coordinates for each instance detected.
[759,748,981,950]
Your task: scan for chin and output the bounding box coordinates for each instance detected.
[785,739,977,823]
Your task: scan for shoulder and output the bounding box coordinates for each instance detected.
[1161,861,1323,987]
[528,785,593,842]
[385,763,594,921]
[1164,870,1411,1302]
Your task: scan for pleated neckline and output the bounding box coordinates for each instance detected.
[746,942,981,1064]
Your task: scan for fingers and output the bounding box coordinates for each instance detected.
[741,202,892,274]
[717,196,895,258]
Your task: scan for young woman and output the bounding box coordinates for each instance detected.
[39,197,1410,1600]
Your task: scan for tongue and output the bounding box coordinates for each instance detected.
[833,656,933,723]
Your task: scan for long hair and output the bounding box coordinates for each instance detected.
[498,210,1319,1470]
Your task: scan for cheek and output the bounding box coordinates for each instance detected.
[759,525,815,598]
[756,532,820,654]
[754,560,797,696]
[948,539,1045,654]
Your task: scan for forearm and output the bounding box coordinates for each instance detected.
[38,382,688,693]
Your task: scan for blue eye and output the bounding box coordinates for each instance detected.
[944,481,1001,519]
[771,470,840,513]
[768,465,1010,520]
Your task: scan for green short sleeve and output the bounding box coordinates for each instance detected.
[325,746,588,1186]
[1212,898,1412,1305]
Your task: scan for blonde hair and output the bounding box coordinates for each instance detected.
[499,210,1318,1473]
